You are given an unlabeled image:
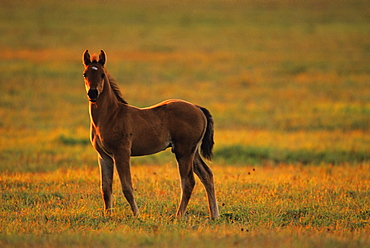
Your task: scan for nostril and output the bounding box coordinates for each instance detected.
[87,89,99,101]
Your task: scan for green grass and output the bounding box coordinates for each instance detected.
[215,144,368,165]
[0,0,369,247]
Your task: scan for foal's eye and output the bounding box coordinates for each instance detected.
[83,73,87,78]
[101,73,105,79]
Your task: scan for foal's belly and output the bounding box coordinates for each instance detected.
[130,139,171,157]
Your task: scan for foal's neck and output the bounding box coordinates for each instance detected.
[89,76,121,125]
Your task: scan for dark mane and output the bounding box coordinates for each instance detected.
[107,73,128,104]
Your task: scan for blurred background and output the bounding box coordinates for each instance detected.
[0,0,368,172]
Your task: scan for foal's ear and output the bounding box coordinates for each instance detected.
[83,50,91,66]
[98,50,106,66]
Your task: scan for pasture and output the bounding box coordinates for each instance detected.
[0,0,369,247]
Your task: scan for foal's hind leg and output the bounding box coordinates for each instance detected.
[99,154,114,213]
[175,152,196,218]
[193,152,219,219]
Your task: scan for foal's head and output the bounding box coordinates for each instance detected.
[82,50,107,102]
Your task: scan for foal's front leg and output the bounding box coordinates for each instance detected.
[115,148,139,216]
[99,155,114,213]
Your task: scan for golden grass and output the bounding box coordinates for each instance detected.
[216,129,368,153]
[1,164,369,247]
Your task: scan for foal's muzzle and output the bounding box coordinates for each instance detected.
[87,89,99,102]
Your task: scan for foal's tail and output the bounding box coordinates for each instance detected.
[198,106,215,161]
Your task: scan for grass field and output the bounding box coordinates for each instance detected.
[0,0,369,247]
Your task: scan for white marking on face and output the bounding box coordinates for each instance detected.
[91,66,98,71]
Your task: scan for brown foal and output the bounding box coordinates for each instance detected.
[82,50,219,219]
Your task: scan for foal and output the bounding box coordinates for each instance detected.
[82,50,219,219]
